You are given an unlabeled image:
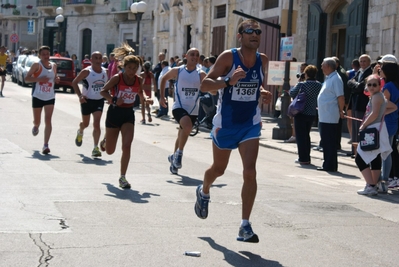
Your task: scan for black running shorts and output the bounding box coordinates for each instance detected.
[172,108,197,126]
[32,97,55,108]
[81,99,104,115]
[105,105,135,128]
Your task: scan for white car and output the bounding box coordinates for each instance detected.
[12,55,26,83]
[18,55,39,87]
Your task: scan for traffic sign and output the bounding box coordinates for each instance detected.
[267,61,304,86]
[10,33,19,43]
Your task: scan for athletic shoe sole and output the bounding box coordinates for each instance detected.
[194,185,209,219]
[237,234,259,243]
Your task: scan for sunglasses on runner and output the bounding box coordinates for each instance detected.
[240,28,262,35]
[367,83,379,87]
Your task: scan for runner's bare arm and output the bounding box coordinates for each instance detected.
[100,75,119,104]
[201,51,232,92]
[72,69,90,98]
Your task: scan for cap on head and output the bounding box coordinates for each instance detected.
[378,54,398,64]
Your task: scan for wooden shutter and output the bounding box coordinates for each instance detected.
[344,0,369,69]
[306,3,326,82]
[211,26,225,56]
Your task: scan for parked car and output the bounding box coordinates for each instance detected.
[49,56,76,93]
[18,55,39,87]
[12,55,26,83]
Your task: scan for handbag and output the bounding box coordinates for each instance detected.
[275,97,282,111]
[359,118,384,151]
[287,85,306,117]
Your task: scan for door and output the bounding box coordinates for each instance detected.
[344,0,369,69]
[81,29,92,61]
[306,3,327,82]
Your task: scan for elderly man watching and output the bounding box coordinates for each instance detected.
[317,57,345,172]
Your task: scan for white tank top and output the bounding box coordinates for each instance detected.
[32,61,56,101]
[172,65,201,115]
[81,66,108,100]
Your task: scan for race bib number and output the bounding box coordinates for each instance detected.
[39,82,53,93]
[182,87,198,98]
[231,82,258,102]
[119,91,136,104]
[92,81,105,94]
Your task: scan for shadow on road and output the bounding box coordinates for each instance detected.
[102,182,160,203]
[199,237,284,267]
[166,175,227,189]
[77,153,113,166]
[30,150,60,161]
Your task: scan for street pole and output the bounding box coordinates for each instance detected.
[55,7,64,53]
[272,0,293,140]
[130,1,147,55]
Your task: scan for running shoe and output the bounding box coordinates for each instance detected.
[194,185,210,219]
[119,176,131,189]
[42,145,50,155]
[168,154,178,174]
[173,151,183,169]
[75,130,83,147]
[140,119,146,124]
[32,126,39,136]
[237,223,259,243]
[148,114,152,123]
[99,139,106,152]
[92,147,102,157]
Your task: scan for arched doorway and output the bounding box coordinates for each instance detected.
[81,29,92,60]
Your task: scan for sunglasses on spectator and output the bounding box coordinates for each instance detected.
[367,83,379,87]
[240,28,262,35]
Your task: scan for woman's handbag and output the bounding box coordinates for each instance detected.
[287,86,306,117]
[359,128,380,151]
[359,118,384,151]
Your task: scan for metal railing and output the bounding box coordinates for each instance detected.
[36,0,62,7]
[66,0,96,4]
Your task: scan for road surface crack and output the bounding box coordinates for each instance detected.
[29,233,53,267]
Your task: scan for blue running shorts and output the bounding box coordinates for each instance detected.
[211,123,261,150]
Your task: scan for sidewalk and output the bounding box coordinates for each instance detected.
[259,116,357,168]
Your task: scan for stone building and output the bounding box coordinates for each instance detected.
[1,0,399,110]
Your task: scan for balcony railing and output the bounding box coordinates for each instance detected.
[66,0,96,5]
[36,0,62,7]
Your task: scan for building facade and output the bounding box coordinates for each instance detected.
[1,0,399,112]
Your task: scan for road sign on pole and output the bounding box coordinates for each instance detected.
[267,61,304,86]
[10,33,19,43]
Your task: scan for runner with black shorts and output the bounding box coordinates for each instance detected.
[99,43,144,189]
[0,46,7,97]
[72,51,108,157]
[25,46,60,154]
[159,48,206,175]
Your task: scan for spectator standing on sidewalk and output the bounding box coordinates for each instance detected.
[72,51,108,158]
[345,58,360,143]
[289,65,322,165]
[377,56,399,192]
[347,54,372,156]
[82,54,92,69]
[194,19,272,243]
[159,48,206,174]
[356,74,396,196]
[316,57,345,172]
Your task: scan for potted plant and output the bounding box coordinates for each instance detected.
[12,8,20,15]
[1,3,11,8]
[26,5,33,9]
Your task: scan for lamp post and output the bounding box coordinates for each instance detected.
[272,0,293,140]
[55,7,64,53]
[130,1,147,55]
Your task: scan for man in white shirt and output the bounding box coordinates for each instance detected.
[156,60,170,118]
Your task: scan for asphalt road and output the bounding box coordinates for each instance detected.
[0,80,398,267]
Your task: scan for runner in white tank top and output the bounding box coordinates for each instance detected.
[159,48,206,175]
[25,45,61,155]
[72,51,108,157]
